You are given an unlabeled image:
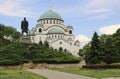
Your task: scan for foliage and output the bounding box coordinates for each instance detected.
[0,42,80,65]
[30,43,80,64]
[0,42,29,65]
[81,29,120,65]
[0,24,21,47]
[102,37,118,64]
[78,43,90,58]
[82,64,120,69]
[44,41,49,48]
[85,32,102,64]
[39,41,43,46]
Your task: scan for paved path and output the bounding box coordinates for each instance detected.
[28,69,95,79]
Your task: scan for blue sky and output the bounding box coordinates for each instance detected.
[0,0,120,40]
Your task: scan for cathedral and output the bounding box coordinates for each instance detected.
[30,7,80,56]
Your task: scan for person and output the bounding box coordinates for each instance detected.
[21,17,29,36]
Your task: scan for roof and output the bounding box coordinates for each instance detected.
[48,28,64,34]
[39,10,63,20]
[66,25,73,29]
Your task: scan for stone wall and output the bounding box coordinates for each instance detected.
[0,60,85,70]
[0,65,21,70]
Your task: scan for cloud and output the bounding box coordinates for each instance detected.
[84,0,119,19]
[0,0,37,18]
[57,0,120,19]
[91,12,113,19]
[75,35,91,48]
[99,24,120,34]
[87,9,112,14]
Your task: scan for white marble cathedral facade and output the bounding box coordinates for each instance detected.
[30,8,80,56]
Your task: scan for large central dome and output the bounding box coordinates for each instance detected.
[39,10,63,20]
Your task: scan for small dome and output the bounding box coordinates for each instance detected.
[66,25,73,29]
[39,10,63,21]
[48,28,64,34]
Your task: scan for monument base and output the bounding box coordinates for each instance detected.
[20,36,31,44]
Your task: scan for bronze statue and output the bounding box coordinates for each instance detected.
[21,17,29,36]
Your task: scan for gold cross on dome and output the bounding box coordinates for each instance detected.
[49,5,52,11]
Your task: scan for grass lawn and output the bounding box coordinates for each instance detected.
[50,68,120,78]
[0,70,47,79]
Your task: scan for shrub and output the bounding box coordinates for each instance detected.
[82,64,120,69]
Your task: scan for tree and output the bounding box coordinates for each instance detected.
[85,32,102,64]
[79,43,91,58]
[39,41,43,46]
[112,28,120,62]
[103,36,118,64]
[0,24,21,46]
[44,41,49,48]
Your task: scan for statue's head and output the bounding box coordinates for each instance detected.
[24,17,26,21]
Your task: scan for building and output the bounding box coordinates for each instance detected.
[30,7,80,56]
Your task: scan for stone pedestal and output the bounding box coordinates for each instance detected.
[20,36,31,44]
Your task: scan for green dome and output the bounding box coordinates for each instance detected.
[48,28,64,34]
[39,10,63,20]
[66,25,73,29]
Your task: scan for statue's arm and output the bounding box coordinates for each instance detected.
[26,21,28,27]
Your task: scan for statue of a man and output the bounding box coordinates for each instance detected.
[21,17,29,36]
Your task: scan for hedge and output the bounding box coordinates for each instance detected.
[82,64,120,69]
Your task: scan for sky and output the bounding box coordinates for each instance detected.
[0,0,120,47]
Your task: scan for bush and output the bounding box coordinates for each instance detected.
[0,42,81,65]
[0,42,29,66]
[82,64,120,69]
[30,44,81,64]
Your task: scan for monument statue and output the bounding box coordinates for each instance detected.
[21,17,29,36]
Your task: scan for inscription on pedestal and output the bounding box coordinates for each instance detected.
[20,36,31,44]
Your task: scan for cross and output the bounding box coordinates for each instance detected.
[49,5,52,11]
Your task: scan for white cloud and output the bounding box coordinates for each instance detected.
[57,0,120,19]
[87,9,112,14]
[0,0,37,18]
[91,12,113,19]
[85,0,119,19]
[75,35,91,48]
[1,0,120,19]
[99,24,120,34]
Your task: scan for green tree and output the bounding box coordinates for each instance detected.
[112,28,120,62]
[0,24,21,47]
[85,32,102,64]
[44,41,49,48]
[79,43,91,58]
[103,36,118,64]
[39,41,43,46]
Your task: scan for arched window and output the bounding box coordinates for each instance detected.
[69,30,72,34]
[47,20,48,23]
[55,35,56,38]
[59,47,63,52]
[59,41,62,45]
[39,28,42,33]
[64,49,67,52]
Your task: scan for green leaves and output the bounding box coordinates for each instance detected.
[85,32,102,64]
[85,29,120,65]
